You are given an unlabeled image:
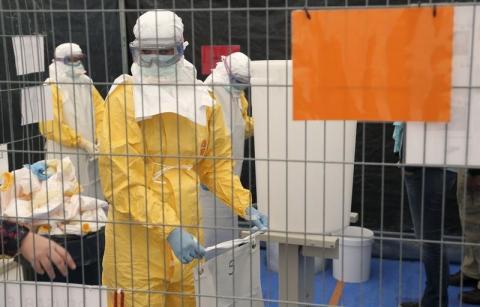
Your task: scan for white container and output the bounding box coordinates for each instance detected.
[251,60,356,236]
[333,226,374,283]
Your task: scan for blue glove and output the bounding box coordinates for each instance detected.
[167,228,206,264]
[392,122,405,154]
[244,207,268,230]
[25,161,50,181]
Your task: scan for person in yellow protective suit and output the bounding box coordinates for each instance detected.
[98,10,268,307]
[39,43,104,198]
[201,52,254,249]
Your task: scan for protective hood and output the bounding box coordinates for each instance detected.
[132,10,184,47]
[204,61,230,87]
[205,52,251,98]
[51,43,87,81]
[223,52,251,84]
[46,55,95,145]
[204,60,246,142]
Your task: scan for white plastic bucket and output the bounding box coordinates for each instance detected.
[333,226,374,283]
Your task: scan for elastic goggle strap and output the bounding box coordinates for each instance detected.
[55,54,85,65]
[223,58,250,85]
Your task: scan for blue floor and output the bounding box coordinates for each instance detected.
[259,250,478,307]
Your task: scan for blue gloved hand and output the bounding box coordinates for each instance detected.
[167,228,206,264]
[25,161,50,181]
[244,207,268,230]
[392,122,405,154]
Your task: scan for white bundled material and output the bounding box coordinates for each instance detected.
[0,157,107,235]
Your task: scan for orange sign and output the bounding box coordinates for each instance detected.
[292,7,453,121]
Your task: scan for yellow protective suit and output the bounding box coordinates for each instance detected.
[98,80,251,307]
[39,84,104,148]
[240,92,254,139]
[39,83,104,198]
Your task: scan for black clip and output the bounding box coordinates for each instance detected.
[433,5,437,17]
[304,5,311,20]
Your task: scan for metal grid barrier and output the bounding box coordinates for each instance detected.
[0,1,478,306]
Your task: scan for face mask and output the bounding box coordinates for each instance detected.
[64,62,86,77]
[138,55,179,78]
[232,83,249,91]
[224,82,249,93]
[139,54,179,68]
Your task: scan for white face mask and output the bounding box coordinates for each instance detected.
[138,55,180,79]
[224,85,244,97]
[64,62,86,78]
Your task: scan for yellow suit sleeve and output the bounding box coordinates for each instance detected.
[92,86,105,141]
[240,93,254,139]
[196,103,251,218]
[39,84,83,147]
[99,84,179,237]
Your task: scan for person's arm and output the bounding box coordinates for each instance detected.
[99,84,180,238]
[39,84,84,147]
[0,220,76,279]
[0,220,29,256]
[195,103,251,218]
[240,93,254,139]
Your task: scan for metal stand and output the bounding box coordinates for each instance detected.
[279,243,315,306]
[242,212,358,307]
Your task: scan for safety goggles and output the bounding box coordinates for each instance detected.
[54,53,86,65]
[130,40,184,67]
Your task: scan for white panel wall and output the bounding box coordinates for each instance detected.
[251,60,356,235]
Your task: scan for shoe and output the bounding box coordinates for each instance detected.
[462,288,480,305]
[449,271,479,287]
[399,302,420,307]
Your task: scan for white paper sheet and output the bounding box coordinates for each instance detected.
[11,35,45,75]
[0,144,8,175]
[21,85,53,126]
[406,6,480,167]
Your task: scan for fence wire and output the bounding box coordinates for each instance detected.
[0,1,478,307]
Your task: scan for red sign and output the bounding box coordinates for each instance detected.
[201,45,240,75]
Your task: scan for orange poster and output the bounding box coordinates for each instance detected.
[292,7,453,121]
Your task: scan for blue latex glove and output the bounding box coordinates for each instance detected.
[25,161,50,181]
[392,122,405,154]
[244,207,268,230]
[167,228,206,264]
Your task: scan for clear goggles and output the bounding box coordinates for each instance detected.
[223,58,251,88]
[129,40,184,67]
[54,53,86,65]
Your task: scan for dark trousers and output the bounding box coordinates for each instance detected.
[404,168,456,307]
